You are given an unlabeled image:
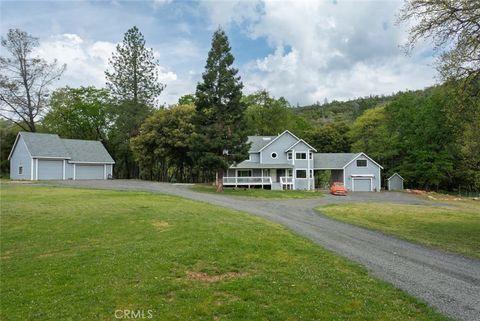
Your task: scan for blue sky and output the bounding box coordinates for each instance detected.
[1,0,438,105]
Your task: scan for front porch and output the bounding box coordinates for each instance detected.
[225,166,294,190]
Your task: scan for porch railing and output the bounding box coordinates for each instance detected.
[223,176,273,185]
[280,176,293,185]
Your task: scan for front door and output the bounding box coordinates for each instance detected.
[270,169,277,182]
[277,169,285,183]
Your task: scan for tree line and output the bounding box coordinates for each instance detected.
[1,0,479,192]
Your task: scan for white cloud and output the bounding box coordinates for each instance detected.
[34,33,195,105]
[203,0,438,104]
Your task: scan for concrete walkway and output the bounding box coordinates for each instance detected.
[53,180,480,321]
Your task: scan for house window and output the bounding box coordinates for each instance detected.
[310,169,314,177]
[357,159,367,167]
[237,170,252,177]
[287,152,292,160]
[271,152,278,159]
[18,166,23,175]
[287,169,293,177]
[296,152,307,160]
[309,152,313,159]
[296,169,307,178]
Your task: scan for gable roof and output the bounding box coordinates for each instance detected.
[11,132,70,159]
[285,139,317,152]
[343,152,384,169]
[313,153,360,169]
[63,139,115,163]
[257,130,301,152]
[248,136,277,152]
[8,132,114,163]
[387,173,404,181]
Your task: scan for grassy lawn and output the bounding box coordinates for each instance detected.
[0,185,449,321]
[317,201,480,258]
[191,184,323,199]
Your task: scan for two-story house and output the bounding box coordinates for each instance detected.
[225,130,383,192]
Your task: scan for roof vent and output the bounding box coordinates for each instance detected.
[262,137,271,141]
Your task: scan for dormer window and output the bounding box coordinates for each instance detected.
[271,152,278,159]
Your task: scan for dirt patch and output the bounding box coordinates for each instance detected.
[186,271,247,282]
[151,220,170,231]
[406,189,465,201]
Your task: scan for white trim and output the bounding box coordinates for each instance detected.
[378,166,382,192]
[33,156,71,159]
[352,177,373,192]
[35,159,38,180]
[313,167,344,170]
[62,160,66,180]
[68,161,115,164]
[295,168,308,179]
[73,163,76,180]
[7,133,21,160]
[270,152,278,159]
[257,130,302,152]
[351,174,375,177]
[285,139,317,152]
[292,149,295,166]
[30,158,34,180]
[343,152,384,170]
[104,164,107,179]
[387,172,404,181]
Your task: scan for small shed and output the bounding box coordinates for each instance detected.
[387,173,404,190]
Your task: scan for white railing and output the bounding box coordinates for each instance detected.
[280,176,293,185]
[223,176,272,185]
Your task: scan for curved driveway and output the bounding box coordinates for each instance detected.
[53,180,480,321]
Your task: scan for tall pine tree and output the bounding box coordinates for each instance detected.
[192,28,250,192]
[105,26,164,178]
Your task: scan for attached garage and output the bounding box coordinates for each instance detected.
[37,159,63,180]
[352,178,372,192]
[75,164,105,180]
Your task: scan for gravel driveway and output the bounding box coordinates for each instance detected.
[52,179,480,321]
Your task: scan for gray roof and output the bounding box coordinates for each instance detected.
[20,132,70,158]
[248,136,277,152]
[16,132,114,163]
[231,161,293,169]
[63,139,114,163]
[313,153,360,169]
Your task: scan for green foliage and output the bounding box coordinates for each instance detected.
[42,86,111,141]
[131,104,197,182]
[304,122,350,153]
[0,119,20,176]
[243,90,310,136]
[319,201,480,258]
[105,26,164,106]
[192,28,250,190]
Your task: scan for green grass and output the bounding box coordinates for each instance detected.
[317,201,480,258]
[191,184,323,199]
[0,184,450,321]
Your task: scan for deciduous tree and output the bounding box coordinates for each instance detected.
[0,29,65,132]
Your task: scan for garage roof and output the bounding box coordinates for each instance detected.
[63,139,115,163]
[9,132,114,163]
[313,153,361,169]
[18,132,71,158]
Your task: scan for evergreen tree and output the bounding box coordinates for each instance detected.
[192,28,249,192]
[105,26,164,106]
[105,26,163,178]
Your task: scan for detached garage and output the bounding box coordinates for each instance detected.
[8,132,114,181]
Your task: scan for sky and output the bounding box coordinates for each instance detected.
[0,0,439,106]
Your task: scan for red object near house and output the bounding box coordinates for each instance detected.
[330,182,348,196]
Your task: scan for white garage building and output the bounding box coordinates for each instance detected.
[8,132,114,180]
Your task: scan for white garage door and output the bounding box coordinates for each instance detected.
[76,164,104,179]
[353,178,372,192]
[38,160,63,180]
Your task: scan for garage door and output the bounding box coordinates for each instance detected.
[353,178,372,192]
[76,164,104,179]
[38,160,63,180]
